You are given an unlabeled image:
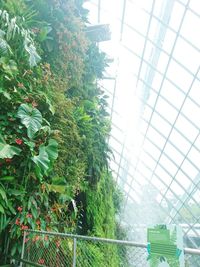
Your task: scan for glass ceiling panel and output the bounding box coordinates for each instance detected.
[86,0,200,248]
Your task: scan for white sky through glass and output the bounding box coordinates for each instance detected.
[84,0,200,248]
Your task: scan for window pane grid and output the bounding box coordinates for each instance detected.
[88,0,200,248]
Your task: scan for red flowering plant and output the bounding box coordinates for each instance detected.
[15,139,23,145]
[38,258,45,265]
[17,206,23,212]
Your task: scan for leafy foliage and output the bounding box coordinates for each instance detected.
[17,104,43,139]
[0,0,125,265]
[0,135,21,159]
[0,9,41,66]
[32,139,58,179]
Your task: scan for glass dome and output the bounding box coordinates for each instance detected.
[85,0,200,249]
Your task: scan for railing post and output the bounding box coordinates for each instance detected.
[20,230,26,267]
[72,237,77,267]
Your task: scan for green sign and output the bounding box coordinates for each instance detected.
[147,225,185,267]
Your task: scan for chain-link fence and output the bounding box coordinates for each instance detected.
[19,230,200,267]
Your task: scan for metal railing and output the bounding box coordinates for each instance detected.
[19,229,200,267]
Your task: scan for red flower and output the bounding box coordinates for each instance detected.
[55,240,61,248]
[15,139,23,145]
[38,258,45,265]
[36,219,40,225]
[24,97,31,103]
[18,83,24,88]
[15,218,20,225]
[51,207,57,212]
[17,206,23,212]
[25,238,29,243]
[32,101,38,108]
[5,158,12,163]
[33,235,40,242]
[35,235,40,241]
[21,225,29,230]
[32,28,40,34]
[26,213,32,218]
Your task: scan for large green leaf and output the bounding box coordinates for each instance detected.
[31,146,50,176]
[47,184,66,194]
[7,189,25,196]
[52,176,67,186]
[44,93,55,115]
[0,204,4,214]
[0,186,7,202]
[7,201,16,214]
[45,139,58,162]
[31,139,58,179]
[23,31,41,67]
[0,135,21,159]
[31,140,58,179]
[0,57,18,76]
[0,30,12,55]
[0,37,11,55]
[0,87,11,100]
[17,104,42,139]
[0,214,10,232]
[38,26,52,42]
[0,176,14,181]
[0,143,21,159]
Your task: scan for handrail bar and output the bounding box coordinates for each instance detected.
[24,229,200,256]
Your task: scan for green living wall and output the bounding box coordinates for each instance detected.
[0,0,125,265]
